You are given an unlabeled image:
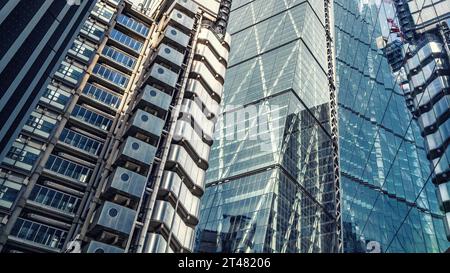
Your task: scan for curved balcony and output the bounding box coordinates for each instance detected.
[414,76,450,110]
[406,41,443,72]
[173,120,211,169]
[418,95,450,134]
[190,61,224,99]
[166,144,205,195]
[198,28,230,61]
[424,119,450,159]
[185,79,220,116]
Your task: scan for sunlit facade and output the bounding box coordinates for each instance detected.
[195,0,341,253]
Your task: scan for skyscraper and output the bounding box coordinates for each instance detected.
[335,0,449,253]
[195,0,342,253]
[195,0,450,253]
[0,0,96,170]
[0,0,231,253]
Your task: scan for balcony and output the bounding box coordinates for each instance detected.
[126,109,165,140]
[89,201,136,237]
[9,218,67,252]
[104,167,147,202]
[84,240,124,253]
[135,85,172,114]
[146,64,179,90]
[151,200,195,251]
[116,137,157,168]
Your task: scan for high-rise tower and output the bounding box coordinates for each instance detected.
[0,0,231,253]
[195,0,342,253]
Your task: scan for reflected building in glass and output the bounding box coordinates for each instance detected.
[195,0,342,253]
[336,0,449,253]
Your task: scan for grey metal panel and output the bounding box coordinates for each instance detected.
[136,85,172,112]
[129,109,165,139]
[84,240,125,253]
[148,63,179,89]
[163,26,190,48]
[106,167,147,200]
[92,201,136,236]
[167,9,195,33]
[169,0,199,18]
[155,44,184,70]
[118,137,157,167]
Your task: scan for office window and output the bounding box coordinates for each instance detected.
[23,109,58,139]
[40,84,72,110]
[92,64,130,89]
[0,171,24,210]
[102,45,137,69]
[3,137,42,171]
[117,14,150,37]
[82,83,122,109]
[109,29,143,53]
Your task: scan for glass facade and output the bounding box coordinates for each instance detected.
[335,0,450,253]
[195,0,340,253]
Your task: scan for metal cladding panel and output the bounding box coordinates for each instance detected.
[139,85,172,112]
[94,201,136,236]
[169,0,199,18]
[168,9,195,33]
[130,109,165,138]
[149,64,179,89]
[156,44,185,69]
[107,167,147,200]
[84,240,125,253]
[163,26,190,48]
[119,137,157,167]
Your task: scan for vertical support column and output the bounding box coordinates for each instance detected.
[324,0,343,253]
